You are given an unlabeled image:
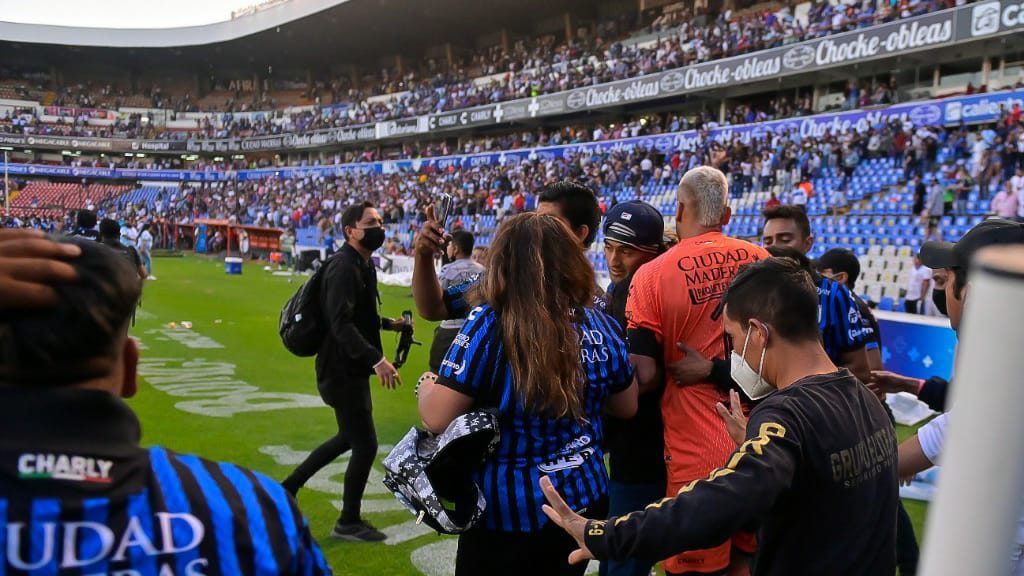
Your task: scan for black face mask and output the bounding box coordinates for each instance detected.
[358,227,386,251]
[932,287,947,316]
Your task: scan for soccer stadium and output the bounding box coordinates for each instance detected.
[1,0,1023,573]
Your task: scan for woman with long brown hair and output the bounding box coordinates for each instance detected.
[418,211,638,576]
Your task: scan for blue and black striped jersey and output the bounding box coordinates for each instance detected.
[816,275,869,364]
[436,304,633,532]
[0,388,331,575]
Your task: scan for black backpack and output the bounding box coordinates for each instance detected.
[279,258,330,356]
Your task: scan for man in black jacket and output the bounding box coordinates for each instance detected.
[816,247,920,576]
[542,258,898,576]
[283,201,407,542]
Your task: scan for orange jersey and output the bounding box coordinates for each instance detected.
[626,231,769,483]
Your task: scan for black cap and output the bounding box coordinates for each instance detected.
[603,200,664,255]
[99,218,121,239]
[75,209,97,229]
[920,218,1024,270]
[815,248,861,281]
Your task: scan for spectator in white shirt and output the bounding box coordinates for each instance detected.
[789,186,808,207]
[120,219,139,248]
[138,223,155,280]
[904,254,932,314]
[1011,168,1024,221]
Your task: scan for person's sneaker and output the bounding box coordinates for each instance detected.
[147,275,157,281]
[330,520,386,542]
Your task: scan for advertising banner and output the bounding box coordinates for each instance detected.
[956,0,1024,39]
[6,3,1020,155]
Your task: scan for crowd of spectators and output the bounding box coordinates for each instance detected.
[32,104,1000,250]
[1,0,974,137]
[4,104,1023,259]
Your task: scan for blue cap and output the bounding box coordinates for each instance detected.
[603,200,664,254]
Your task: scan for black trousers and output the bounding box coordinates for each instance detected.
[283,375,377,524]
[904,299,920,314]
[454,498,608,576]
[896,500,920,575]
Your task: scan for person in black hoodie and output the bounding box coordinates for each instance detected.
[542,257,898,576]
[600,200,664,576]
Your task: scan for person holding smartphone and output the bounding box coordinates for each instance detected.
[428,229,484,372]
[417,212,638,576]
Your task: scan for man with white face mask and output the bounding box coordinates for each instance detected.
[542,257,898,575]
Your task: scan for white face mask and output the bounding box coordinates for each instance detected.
[730,326,774,400]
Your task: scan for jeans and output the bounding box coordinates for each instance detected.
[283,375,377,524]
[599,481,666,576]
[140,252,152,276]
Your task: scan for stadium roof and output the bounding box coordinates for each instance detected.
[0,0,590,66]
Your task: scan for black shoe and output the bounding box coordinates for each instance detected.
[330,519,387,542]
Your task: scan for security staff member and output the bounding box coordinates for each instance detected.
[815,247,920,576]
[0,233,330,575]
[283,201,406,542]
[542,258,898,576]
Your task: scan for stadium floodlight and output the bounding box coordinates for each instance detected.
[919,246,1024,575]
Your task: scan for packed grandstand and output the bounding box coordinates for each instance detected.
[2,0,1024,313]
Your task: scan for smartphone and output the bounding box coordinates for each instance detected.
[436,193,453,229]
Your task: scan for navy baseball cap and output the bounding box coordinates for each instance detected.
[920,218,1024,270]
[603,200,664,254]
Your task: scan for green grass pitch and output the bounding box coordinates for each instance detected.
[128,255,928,576]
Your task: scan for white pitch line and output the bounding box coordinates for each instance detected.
[331,498,409,514]
[381,519,435,546]
[410,539,457,576]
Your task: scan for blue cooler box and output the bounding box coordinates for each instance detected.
[225,257,243,275]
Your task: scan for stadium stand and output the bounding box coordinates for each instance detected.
[0,0,985,140]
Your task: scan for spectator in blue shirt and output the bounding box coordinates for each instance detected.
[416,212,638,576]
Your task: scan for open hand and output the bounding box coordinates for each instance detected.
[540,476,595,565]
[715,389,747,445]
[867,370,919,396]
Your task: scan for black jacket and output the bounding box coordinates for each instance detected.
[316,244,385,390]
[585,370,897,575]
[604,277,666,485]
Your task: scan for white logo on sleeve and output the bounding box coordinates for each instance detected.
[441,359,466,376]
[18,453,113,484]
